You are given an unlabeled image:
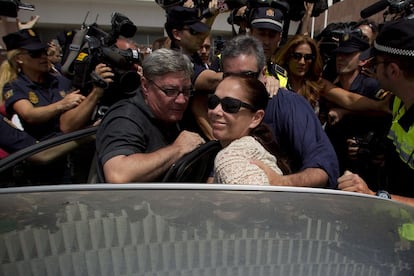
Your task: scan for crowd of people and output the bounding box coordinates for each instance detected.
[1,1,414,207]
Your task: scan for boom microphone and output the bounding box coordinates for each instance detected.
[360,0,390,18]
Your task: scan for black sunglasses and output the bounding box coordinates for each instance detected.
[24,48,48,59]
[290,52,315,62]
[207,94,257,114]
[222,71,260,79]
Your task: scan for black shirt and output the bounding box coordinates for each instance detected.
[96,90,181,182]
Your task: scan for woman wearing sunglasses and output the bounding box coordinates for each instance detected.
[208,75,290,185]
[274,34,390,124]
[274,35,322,113]
[0,29,87,140]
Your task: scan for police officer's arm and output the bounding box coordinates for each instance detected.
[29,139,86,164]
[60,63,110,133]
[194,69,223,91]
[103,130,205,183]
[12,92,85,124]
[321,78,391,113]
[1,115,84,163]
[191,94,215,140]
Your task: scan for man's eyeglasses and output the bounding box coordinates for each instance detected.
[290,52,315,62]
[207,94,257,114]
[182,27,201,36]
[148,79,193,98]
[23,48,48,59]
[222,71,260,79]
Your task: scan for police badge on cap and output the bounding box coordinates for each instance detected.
[249,7,284,33]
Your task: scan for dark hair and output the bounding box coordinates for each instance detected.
[225,75,291,174]
[378,53,414,80]
[235,76,268,111]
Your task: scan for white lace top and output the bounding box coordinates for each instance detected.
[213,136,283,185]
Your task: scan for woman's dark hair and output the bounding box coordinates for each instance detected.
[226,76,291,174]
[236,76,268,111]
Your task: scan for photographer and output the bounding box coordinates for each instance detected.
[60,13,143,131]
[338,17,414,204]
[59,62,111,133]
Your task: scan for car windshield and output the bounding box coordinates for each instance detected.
[1,184,414,275]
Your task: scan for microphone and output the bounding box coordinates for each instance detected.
[360,0,390,18]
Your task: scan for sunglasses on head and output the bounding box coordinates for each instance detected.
[222,71,260,79]
[290,52,315,61]
[24,48,48,59]
[207,94,257,114]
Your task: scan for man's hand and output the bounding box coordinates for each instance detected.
[328,107,348,125]
[173,130,206,157]
[58,90,86,111]
[262,75,280,97]
[338,170,375,195]
[92,63,114,95]
[250,159,287,185]
[17,15,40,30]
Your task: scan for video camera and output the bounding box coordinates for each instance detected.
[360,0,414,20]
[0,0,35,17]
[227,0,289,26]
[61,12,141,98]
[155,0,247,17]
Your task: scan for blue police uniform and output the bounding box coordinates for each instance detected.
[3,72,72,140]
[264,89,339,188]
[325,74,391,189]
[0,114,36,155]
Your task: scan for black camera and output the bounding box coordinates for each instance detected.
[360,0,414,19]
[0,0,35,17]
[352,132,386,160]
[227,0,289,27]
[62,12,141,98]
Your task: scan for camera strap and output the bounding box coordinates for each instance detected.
[61,28,89,77]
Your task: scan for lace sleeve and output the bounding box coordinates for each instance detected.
[214,136,283,185]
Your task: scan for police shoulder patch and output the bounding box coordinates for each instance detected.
[274,64,287,78]
[4,89,13,100]
[28,91,39,104]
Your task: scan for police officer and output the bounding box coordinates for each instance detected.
[326,33,391,187]
[247,6,288,88]
[2,29,109,138]
[0,114,36,157]
[338,17,414,206]
[2,29,85,140]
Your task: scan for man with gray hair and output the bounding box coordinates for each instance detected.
[96,48,205,183]
[221,35,339,188]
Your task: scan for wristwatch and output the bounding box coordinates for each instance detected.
[376,190,392,199]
